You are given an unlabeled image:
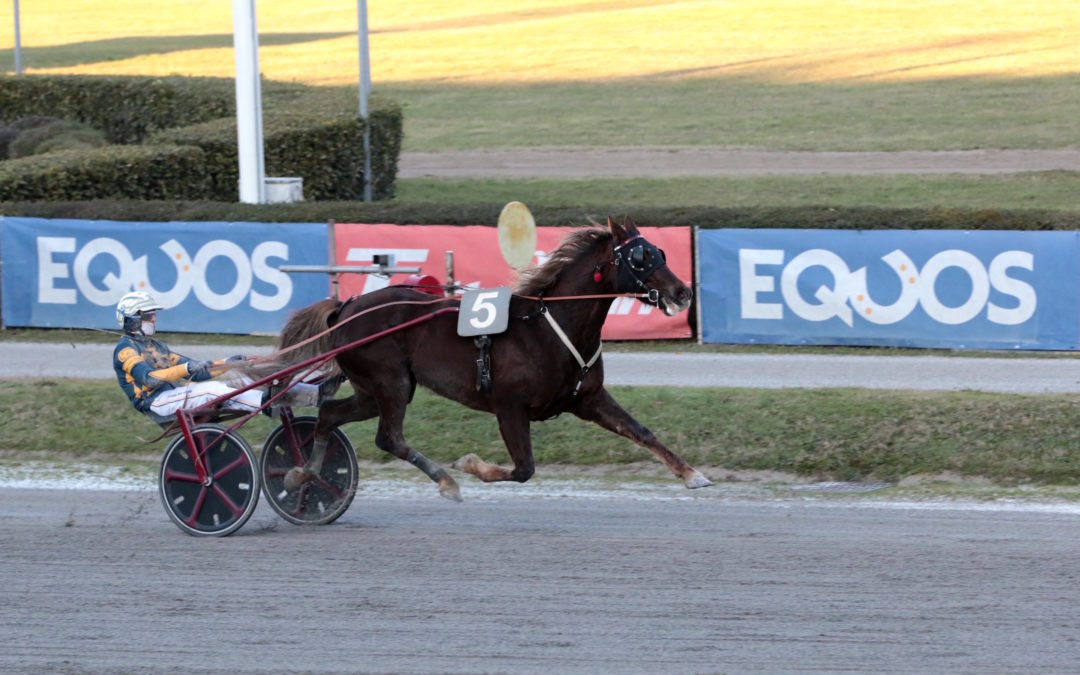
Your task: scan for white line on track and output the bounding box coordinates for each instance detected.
[4,462,1079,515]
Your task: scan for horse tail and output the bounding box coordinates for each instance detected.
[277,297,343,358]
[232,298,345,381]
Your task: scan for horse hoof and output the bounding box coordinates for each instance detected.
[283,467,312,492]
[438,475,463,503]
[684,470,713,489]
[451,453,482,472]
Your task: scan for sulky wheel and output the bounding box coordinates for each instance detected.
[159,423,260,537]
[260,416,358,526]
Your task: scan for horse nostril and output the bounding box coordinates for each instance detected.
[679,287,693,303]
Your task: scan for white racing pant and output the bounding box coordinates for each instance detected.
[148,374,319,419]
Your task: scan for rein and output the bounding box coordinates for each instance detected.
[243,270,654,388]
[251,290,651,368]
[243,296,455,369]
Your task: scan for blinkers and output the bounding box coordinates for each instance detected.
[613,234,667,299]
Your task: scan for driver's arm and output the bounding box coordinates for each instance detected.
[117,349,186,392]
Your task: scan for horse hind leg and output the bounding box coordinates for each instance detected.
[283,394,374,492]
[373,391,462,502]
[283,391,462,502]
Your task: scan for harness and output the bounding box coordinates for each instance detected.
[540,305,602,398]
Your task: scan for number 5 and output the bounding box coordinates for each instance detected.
[469,291,499,330]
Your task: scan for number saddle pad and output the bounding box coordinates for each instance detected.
[457,287,512,337]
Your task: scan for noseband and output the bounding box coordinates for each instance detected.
[612,234,667,301]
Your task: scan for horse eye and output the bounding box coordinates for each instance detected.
[630,247,645,269]
[658,248,666,262]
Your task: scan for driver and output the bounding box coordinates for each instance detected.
[112,291,328,421]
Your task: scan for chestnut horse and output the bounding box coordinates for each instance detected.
[271,216,711,501]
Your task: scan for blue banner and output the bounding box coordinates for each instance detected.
[698,229,1080,350]
[1,217,330,334]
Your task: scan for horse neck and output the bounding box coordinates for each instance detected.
[543,255,615,347]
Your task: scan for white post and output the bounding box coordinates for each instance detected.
[232,0,266,204]
[13,0,23,75]
[357,0,373,202]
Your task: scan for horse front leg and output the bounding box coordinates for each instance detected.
[452,406,535,483]
[574,387,712,489]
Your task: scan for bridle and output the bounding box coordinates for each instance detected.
[611,234,667,304]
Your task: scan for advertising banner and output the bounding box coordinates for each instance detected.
[1,217,330,334]
[333,223,693,339]
[698,229,1080,350]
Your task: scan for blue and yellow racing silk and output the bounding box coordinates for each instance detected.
[113,334,209,412]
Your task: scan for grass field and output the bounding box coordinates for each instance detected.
[3,379,1080,486]
[2,1,1078,153]
[397,172,1080,210]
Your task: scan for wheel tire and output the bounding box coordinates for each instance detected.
[260,416,358,526]
[159,423,260,537]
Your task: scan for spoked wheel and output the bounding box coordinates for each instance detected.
[159,423,260,537]
[261,416,358,526]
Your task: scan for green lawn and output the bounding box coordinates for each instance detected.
[395,172,1080,211]
[4,379,1080,485]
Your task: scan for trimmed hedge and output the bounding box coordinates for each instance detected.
[149,97,402,201]
[0,75,233,144]
[0,74,403,202]
[2,202,1078,231]
[0,145,210,201]
[8,120,108,158]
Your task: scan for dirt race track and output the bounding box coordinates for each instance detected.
[7,147,1080,673]
[5,487,1080,674]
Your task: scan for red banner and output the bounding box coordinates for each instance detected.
[333,224,693,340]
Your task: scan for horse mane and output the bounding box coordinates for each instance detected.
[513,227,612,295]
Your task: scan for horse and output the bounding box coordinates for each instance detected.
[268,216,711,501]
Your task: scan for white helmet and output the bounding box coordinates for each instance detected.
[116,291,164,329]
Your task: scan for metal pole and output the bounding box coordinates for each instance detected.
[444,251,455,296]
[328,219,338,300]
[357,0,373,202]
[232,0,266,204]
[13,0,23,75]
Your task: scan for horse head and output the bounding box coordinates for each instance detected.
[608,216,692,316]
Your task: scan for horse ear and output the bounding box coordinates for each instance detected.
[608,216,629,242]
[622,215,640,235]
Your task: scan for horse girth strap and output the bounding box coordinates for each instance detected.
[541,307,602,397]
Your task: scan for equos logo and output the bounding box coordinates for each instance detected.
[37,237,293,311]
[740,248,1036,326]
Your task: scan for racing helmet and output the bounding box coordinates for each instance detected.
[116,291,164,332]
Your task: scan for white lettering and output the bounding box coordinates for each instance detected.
[987,251,1036,325]
[141,239,193,308]
[918,250,989,325]
[738,249,783,320]
[191,240,252,311]
[738,246,1039,328]
[251,241,292,311]
[781,249,854,327]
[73,237,135,305]
[36,236,297,312]
[848,250,920,325]
[37,237,77,304]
